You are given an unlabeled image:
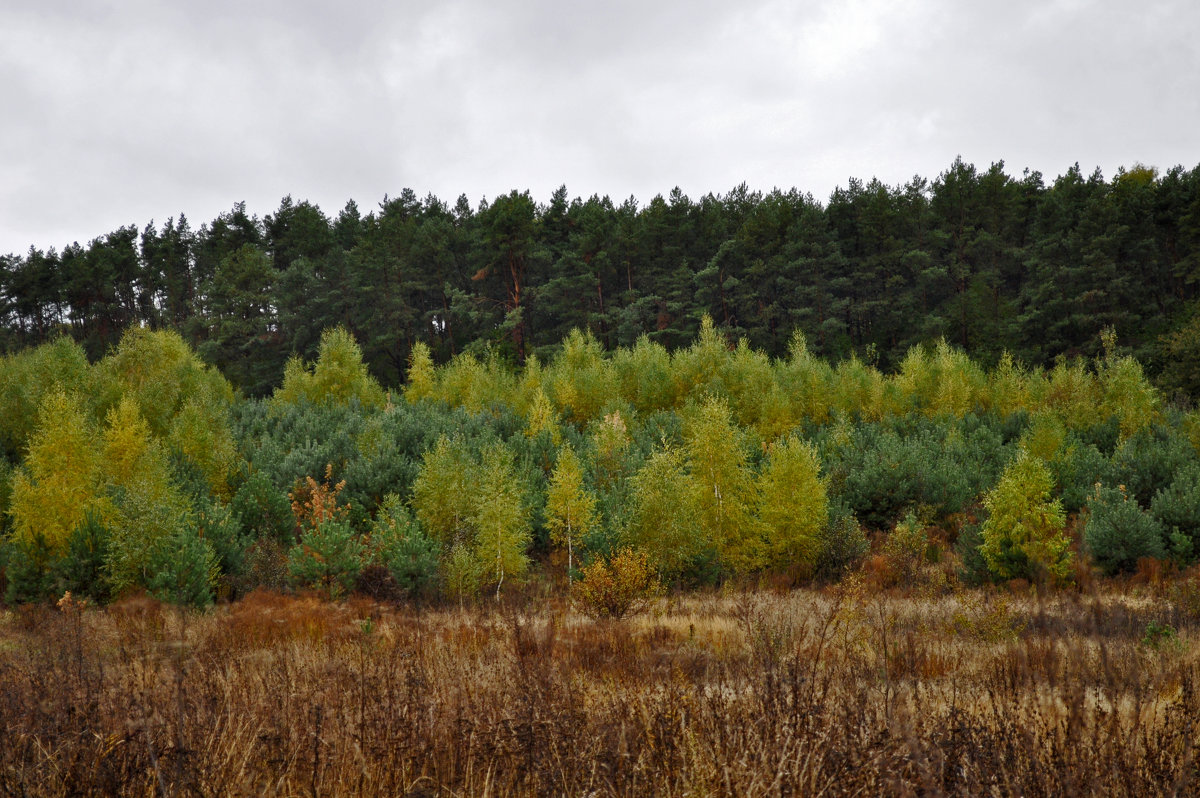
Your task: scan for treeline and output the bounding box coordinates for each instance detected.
[4,159,1200,399]
[2,321,1199,607]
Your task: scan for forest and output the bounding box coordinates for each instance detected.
[3,159,1200,402]
[6,160,1200,794]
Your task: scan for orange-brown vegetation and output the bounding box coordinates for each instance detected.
[2,581,1200,796]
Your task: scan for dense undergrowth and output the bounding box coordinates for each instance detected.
[2,319,1200,608]
[3,584,1200,796]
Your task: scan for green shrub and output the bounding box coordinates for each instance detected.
[58,511,112,603]
[231,469,295,545]
[954,522,991,586]
[369,494,439,599]
[821,418,1003,531]
[1084,485,1165,575]
[287,519,365,599]
[1049,438,1113,515]
[1110,426,1198,507]
[146,522,219,608]
[3,533,59,604]
[815,502,869,580]
[196,501,249,597]
[1150,463,1200,563]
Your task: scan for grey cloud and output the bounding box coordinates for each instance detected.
[2,0,1198,254]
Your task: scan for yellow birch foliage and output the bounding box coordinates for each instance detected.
[101,397,191,594]
[411,435,478,545]
[545,444,597,580]
[471,444,530,598]
[404,340,437,403]
[628,444,700,577]
[8,392,104,553]
[758,436,829,572]
[685,396,764,573]
[525,387,562,444]
[980,451,1071,583]
[274,326,385,409]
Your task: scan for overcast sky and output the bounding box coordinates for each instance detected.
[2,0,1197,256]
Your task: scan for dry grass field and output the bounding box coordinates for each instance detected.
[3,580,1200,796]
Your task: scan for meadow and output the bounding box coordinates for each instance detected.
[3,579,1199,796]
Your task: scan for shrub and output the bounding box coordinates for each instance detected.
[196,501,249,597]
[146,521,219,608]
[878,512,935,588]
[58,511,112,603]
[2,533,59,604]
[231,469,296,545]
[572,548,661,620]
[1049,437,1113,515]
[1149,463,1200,563]
[287,519,365,599]
[443,542,482,605]
[1084,485,1165,575]
[369,494,439,599]
[954,522,991,586]
[1109,426,1198,507]
[821,418,998,531]
[815,502,869,580]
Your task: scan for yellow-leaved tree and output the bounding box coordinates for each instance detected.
[627,443,700,579]
[410,435,479,547]
[471,443,531,600]
[545,443,597,583]
[100,397,192,595]
[980,451,1071,585]
[403,340,437,403]
[274,326,385,409]
[97,327,239,497]
[0,336,94,462]
[685,396,763,574]
[758,435,828,574]
[8,392,105,554]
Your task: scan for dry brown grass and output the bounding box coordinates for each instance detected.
[2,581,1200,796]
